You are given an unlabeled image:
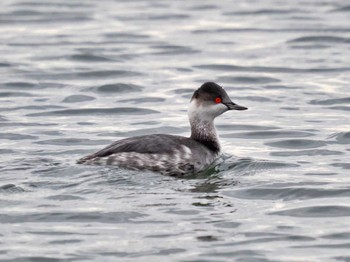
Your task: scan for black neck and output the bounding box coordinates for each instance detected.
[189,115,221,154]
[192,137,220,153]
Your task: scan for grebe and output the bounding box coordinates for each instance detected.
[77,82,247,176]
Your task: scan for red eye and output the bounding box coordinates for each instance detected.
[215,97,222,103]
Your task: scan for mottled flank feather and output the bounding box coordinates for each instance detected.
[77,134,217,176]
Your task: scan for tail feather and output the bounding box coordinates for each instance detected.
[76,154,95,164]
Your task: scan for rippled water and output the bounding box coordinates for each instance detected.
[1,0,350,261]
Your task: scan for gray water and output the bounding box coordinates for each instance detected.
[1,0,350,261]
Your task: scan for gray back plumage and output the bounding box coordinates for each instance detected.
[77,134,211,163]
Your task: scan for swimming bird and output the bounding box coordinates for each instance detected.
[77,82,247,176]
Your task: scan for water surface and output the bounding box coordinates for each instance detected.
[1,0,350,261]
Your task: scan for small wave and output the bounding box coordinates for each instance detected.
[99,126,185,137]
[288,36,350,44]
[217,75,280,84]
[35,138,110,146]
[0,184,25,193]
[228,187,350,201]
[189,4,218,10]
[330,163,350,170]
[332,5,350,12]
[195,64,350,73]
[271,149,343,156]
[0,133,37,140]
[69,54,113,62]
[0,115,8,121]
[11,2,93,8]
[329,106,350,111]
[0,149,15,154]
[216,156,298,176]
[266,139,326,149]
[104,32,150,40]
[0,105,65,112]
[224,8,298,16]
[222,130,314,139]
[0,91,33,97]
[309,97,350,105]
[77,70,142,78]
[29,70,142,80]
[119,97,165,104]
[0,62,11,67]
[150,14,189,20]
[239,96,276,102]
[0,13,91,24]
[327,132,350,144]
[150,45,199,55]
[0,211,146,224]
[192,27,350,34]
[94,83,143,93]
[45,194,85,201]
[62,95,95,103]
[263,84,302,90]
[270,205,350,217]
[3,82,36,89]
[217,124,280,131]
[26,107,159,117]
[322,232,350,239]
[172,88,194,94]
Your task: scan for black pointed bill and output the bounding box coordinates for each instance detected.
[224,102,248,111]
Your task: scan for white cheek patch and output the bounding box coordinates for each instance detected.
[207,103,228,117]
[188,100,227,121]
